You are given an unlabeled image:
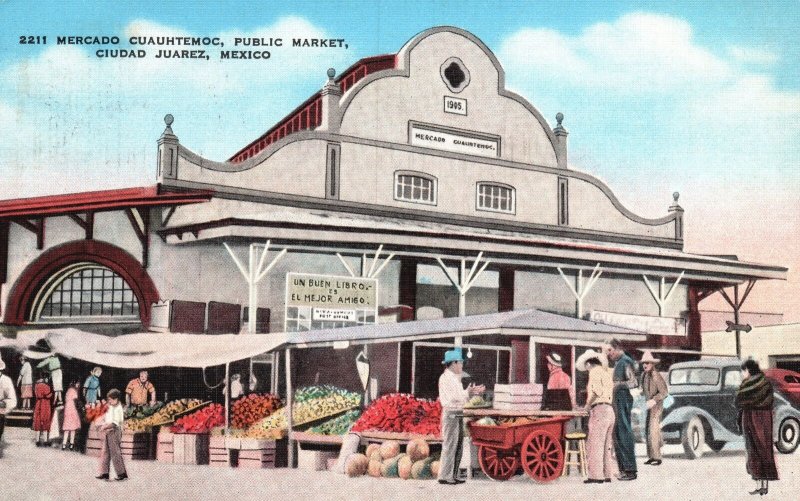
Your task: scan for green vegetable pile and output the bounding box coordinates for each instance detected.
[308,409,361,435]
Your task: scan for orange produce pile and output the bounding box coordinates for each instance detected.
[231,393,282,429]
[84,400,108,423]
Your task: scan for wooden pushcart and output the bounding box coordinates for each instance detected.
[464,409,586,483]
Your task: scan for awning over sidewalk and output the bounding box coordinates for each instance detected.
[285,308,646,349]
[2,329,285,369]
[1,309,645,366]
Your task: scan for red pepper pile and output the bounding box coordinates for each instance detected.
[351,393,441,437]
[84,400,108,423]
[171,404,225,434]
[231,393,282,429]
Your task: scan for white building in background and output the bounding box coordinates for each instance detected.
[0,26,788,400]
[704,324,800,372]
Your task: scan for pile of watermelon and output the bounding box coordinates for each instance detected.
[351,394,441,437]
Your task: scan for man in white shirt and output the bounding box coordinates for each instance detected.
[96,389,127,481]
[438,348,484,485]
[0,357,18,446]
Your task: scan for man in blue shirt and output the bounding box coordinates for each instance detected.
[606,339,638,481]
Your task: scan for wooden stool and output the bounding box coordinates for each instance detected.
[562,432,587,477]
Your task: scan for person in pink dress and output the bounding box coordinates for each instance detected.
[32,373,53,446]
[61,380,82,451]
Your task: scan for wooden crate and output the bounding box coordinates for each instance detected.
[297,448,338,471]
[209,435,230,467]
[230,438,287,469]
[156,430,174,463]
[86,428,153,460]
[121,431,154,460]
[85,427,102,458]
[172,433,210,465]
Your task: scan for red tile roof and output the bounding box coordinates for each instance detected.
[228,54,396,163]
[0,186,212,219]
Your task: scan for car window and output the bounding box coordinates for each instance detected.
[670,368,720,385]
[724,369,742,389]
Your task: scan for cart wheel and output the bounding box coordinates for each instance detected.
[478,446,519,481]
[520,430,564,483]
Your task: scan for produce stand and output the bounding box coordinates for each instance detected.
[85,427,156,460]
[357,430,441,445]
[151,401,213,427]
[290,431,347,471]
[228,437,288,469]
[156,429,174,462]
[462,409,587,483]
[172,433,210,465]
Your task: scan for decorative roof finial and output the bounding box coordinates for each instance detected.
[163,114,175,136]
[556,112,564,127]
[673,192,680,203]
[327,68,336,80]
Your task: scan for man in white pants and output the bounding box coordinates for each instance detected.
[438,348,484,485]
[1,357,18,446]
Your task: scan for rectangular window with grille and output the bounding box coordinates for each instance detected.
[394,173,436,205]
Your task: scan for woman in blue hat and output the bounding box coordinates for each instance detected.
[438,348,485,485]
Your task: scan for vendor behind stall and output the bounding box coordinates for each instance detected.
[545,352,575,410]
[437,348,485,485]
[125,370,156,407]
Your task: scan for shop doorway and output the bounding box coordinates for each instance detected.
[411,342,510,400]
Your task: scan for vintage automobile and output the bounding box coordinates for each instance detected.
[765,368,800,408]
[653,359,800,458]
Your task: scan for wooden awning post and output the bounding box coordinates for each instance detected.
[224,240,287,334]
[435,252,491,346]
[285,347,294,468]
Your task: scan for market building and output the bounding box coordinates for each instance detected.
[0,26,788,405]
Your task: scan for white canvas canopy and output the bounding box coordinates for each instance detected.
[2,328,286,369]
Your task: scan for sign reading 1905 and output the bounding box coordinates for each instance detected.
[444,96,467,116]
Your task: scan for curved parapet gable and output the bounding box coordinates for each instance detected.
[157,25,683,249]
[338,26,560,168]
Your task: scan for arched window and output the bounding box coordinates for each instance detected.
[476,182,515,214]
[31,263,140,322]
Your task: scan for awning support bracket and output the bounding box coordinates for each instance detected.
[558,263,603,318]
[13,217,45,250]
[68,212,94,240]
[125,208,150,267]
[336,244,396,279]
[224,240,287,334]
[435,251,492,346]
[642,270,685,317]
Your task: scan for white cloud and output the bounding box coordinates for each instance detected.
[728,46,779,65]
[500,12,731,92]
[0,16,354,199]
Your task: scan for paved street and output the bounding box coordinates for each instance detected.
[1,427,798,500]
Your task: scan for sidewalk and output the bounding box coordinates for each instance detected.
[1,427,796,500]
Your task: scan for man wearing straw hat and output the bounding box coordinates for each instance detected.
[577,349,617,484]
[437,348,485,485]
[0,356,18,446]
[640,350,668,466]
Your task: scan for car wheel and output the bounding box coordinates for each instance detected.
[708,440,726,452]
[681,417,705,459]
[776,418,800,454]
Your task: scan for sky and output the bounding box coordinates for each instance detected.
[1,1,798,321]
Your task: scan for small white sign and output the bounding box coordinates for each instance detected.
[313,308,357,322]
[590,310,687,337]
[444,96,467,116]
[410,124,499,158]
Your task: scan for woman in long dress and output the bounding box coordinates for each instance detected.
[62,380,82,450]
[736,359,779,496]
[33,374,53,446]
